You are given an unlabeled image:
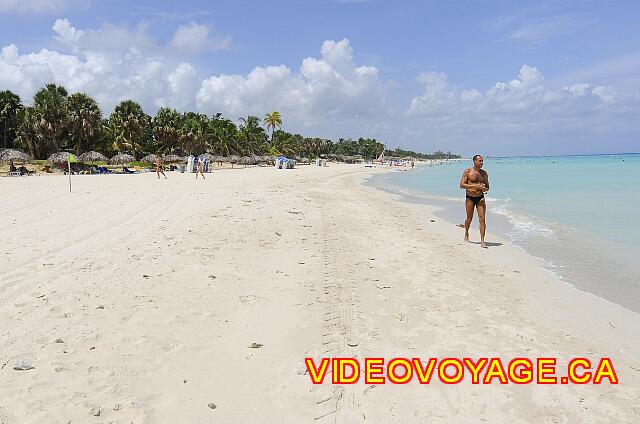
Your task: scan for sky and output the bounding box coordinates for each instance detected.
[1,0,639,156]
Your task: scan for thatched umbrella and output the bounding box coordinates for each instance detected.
[162,154,184,163]
[140,154,158,163]
[109,153,135,165]
[0,148,31,163]
[48,151,76,164]
[198,153,215,162]
[249,154,260,165]
[228,155,240,168]
[78,151,107,163]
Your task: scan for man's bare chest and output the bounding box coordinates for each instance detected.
[468,170,486,183]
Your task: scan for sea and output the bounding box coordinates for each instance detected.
[369,154,640,313]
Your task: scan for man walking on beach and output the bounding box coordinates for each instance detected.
[459,155,489,248]
[155,156,167,179]
[195,158,206,179]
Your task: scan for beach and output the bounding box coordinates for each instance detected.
[1,164,638,423]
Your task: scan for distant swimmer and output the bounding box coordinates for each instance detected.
[459,155,489,248]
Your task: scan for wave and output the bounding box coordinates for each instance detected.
[492,204,556,240]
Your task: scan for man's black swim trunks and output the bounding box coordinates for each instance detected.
[466,194,484,206]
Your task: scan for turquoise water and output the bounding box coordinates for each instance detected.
[372,154,640,312]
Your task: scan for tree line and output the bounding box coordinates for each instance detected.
[0,84,458,160]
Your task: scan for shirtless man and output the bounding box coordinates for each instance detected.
[459,155,490,248]
[155,156,167,179]
[195,159,206,179]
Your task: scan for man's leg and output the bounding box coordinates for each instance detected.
[477,199,487,248]
[464,198,475,242]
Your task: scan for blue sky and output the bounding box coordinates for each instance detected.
[1,0,639,155]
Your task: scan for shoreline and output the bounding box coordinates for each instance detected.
[360,167,639,352]
[367,164,640,314]
[1,164,638,423]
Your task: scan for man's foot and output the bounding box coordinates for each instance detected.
[464,234,470,243]
[480,241,487,248]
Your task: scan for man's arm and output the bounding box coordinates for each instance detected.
[482,170,489,192]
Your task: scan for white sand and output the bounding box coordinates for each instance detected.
[1,165,638,423]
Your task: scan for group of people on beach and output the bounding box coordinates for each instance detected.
[154,156,206,180]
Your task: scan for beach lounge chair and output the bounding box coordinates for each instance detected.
[122,166,135,174]
[97,166,110,174]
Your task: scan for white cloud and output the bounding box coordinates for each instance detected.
[157,62,199,111]
[170,22,231,53]
[406,65,639,153]
[0,19,212,113]
[1,22,388,140]
[196,38,389,134]
[0,0,86,13]
[507,15,577,45]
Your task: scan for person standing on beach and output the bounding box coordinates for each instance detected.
[155,156,167,179]
[195,159,206,180]
[459,155,489,248]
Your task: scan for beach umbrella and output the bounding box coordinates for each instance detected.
[78,151,107,163]
[48,151,76,164]
[47,152,78,191]
[0,148,31,162]
[162,154,184,163]
[140,154,158,163]
[109,153,135,165]
[198,153,215,162]
[228,155,240,168]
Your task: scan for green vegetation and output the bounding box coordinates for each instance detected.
[385,148,461,160]
[0,84,459,160]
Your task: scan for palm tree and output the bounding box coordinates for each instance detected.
[238,115,267,155]
[67,93,102,154]
[179,112,209,155]
[0,90,23,148]
[33,84,69,154]
[16,107,38,158]
[263,111,282,142]
[153,107,182,154]
[271,129,297,157]
[208,115,240,156]
[108,100,149,158]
